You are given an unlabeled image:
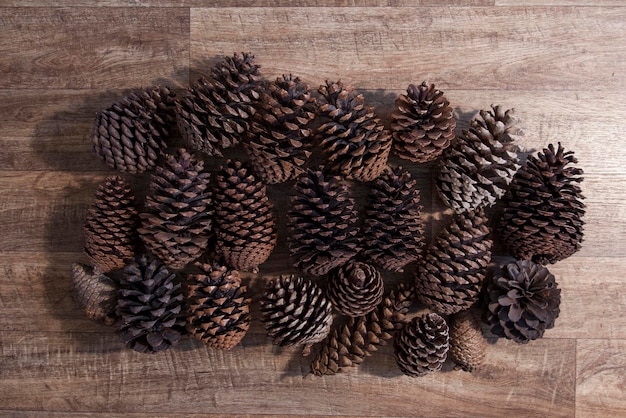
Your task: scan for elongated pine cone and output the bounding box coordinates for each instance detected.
[483,260,561,344]
[498,143,585,264]
[176,52,264,156]
[391,82,456,163]
[138,149,213,270]
[84,176,138,273]
[213,160,276,273]
[91,85,176,173]
[288,167,360,276]
[394,313,449,377]
[261,275,333,356]
[186,263,251,350]
[327,261,384,317]
[71,262,118,325]
[317,80,391,182]
[415,209,492,315]
[449,310,487,372]
[116,256,186,353]
[362,166,425,272]
[436,105,522,212]
[245,74,317,183]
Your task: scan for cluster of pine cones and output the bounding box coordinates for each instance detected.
[72,53,585,377]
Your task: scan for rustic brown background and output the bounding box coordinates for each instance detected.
[1,1,625,417]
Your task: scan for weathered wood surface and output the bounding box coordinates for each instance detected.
[0,2,624,417]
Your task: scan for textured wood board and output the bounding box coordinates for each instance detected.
[1,0,494,6]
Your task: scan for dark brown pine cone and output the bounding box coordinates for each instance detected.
[71,262,118,325]
[327,261,384,317]
[449,309,487,372]
[394,313,449,377]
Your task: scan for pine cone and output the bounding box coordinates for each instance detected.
[115,256,186,353]
[311,282,414,375]
[84,176,138,273]
[449,310,486,372]
[261,275,333,356]
[436,105,522,212]
[185,263,251,350]
[288,167,360,276]
[415,209,492,315]
[327,261,384,317]
[176,52,264,157]
[71,262,118,325]
[245,74,317,184]
[483,259,561,344]
[91,85,176,173]
[498,143,585,264]
[391,82,456,163]
[394,313,449,377]
[213,160,276,273]
[138,149,213,270]
[317,80,391,182]
[362,166,425,272]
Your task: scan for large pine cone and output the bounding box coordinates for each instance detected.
[415,209,492,315]
[394,313,449,377]
[288,167,360,276]
[483,259,561,344]
[498,143,585,264]
[176,52,264,157]
[115,256,186,353]
[317,80,391,182]
[138,149,213,270]
[391,82,456,163]
[261,275,333,356]
[71,262,118,325]
[186,263,251,350]
[91,86,176,173]
[327,261,384,317]
[362,166,425,272]
[436,105,522,212]
[84,176,138,273]
[213,160,276,273]
[449,310,487,372]
[245,74,317,184]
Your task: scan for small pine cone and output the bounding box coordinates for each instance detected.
[498,143,585,264]
[176,52,264,157]
[317,80,392,182]
[116,256,186,353]
[391,82,456,163]
[288,167,360,276]
[394,313,449,377]
[71,262,118,325]
[327,261,384,317]
[84,176,138,273]
[246,74,317,183]
[483,259,561,344]
[213,160,276,273]
[449,310,487,372]
[186,263,251,350]
[261,275,333,356]
[415,209,492,315]
[362,166,425,272]
[437,105,522,212]
[138,149,213,270]
[91,85,176,173]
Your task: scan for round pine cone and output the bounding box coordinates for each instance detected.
[449,310,487,372]
[394,313,449,377]
[327,261,384,317]
[71,262,118,325]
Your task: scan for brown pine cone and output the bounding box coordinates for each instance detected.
[71,262,118,325]
[449,310,487,372]
[327,261,384,317]
[394,313,449,377]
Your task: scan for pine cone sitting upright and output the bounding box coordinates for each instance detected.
[483,259,561,344]
[71,262,118,325]
[436,105,522,212]
[138,149,213,270]
[84,176,138,273]
[186,263,251,350]
[391,82,456,163]
[213,160,276,273]
[449,310,487,372]
[327,261,384,317]
[498,143,585,264]
[176,52,264,157]
[317,80,392,182]
[116,255,186,353]
[394,313,449,377]
[91,86,176,173]
[415,209,492,315]
[261,275,333,356]
[245,74,317,184]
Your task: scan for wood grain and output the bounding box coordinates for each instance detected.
[1,0,494,6]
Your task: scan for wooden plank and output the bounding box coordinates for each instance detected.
[0,0,494,6]
[498,0,624,5]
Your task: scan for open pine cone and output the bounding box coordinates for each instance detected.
[326,261,384,317]
[71,262,118,325]
[394,313,449,377]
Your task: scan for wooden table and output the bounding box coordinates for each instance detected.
[1,2,625,417]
